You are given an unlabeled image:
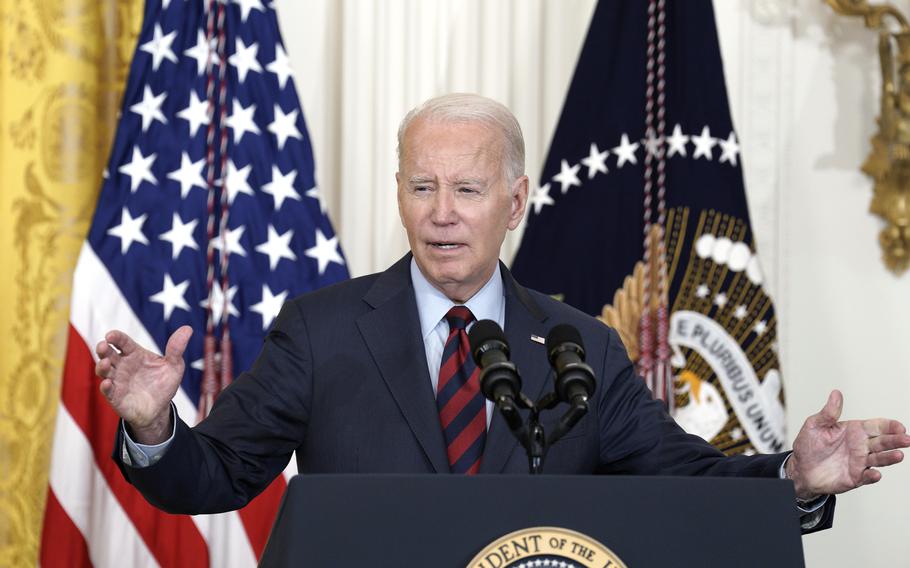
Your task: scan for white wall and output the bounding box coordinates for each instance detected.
[277,1,910,565]
[716,1,910,565]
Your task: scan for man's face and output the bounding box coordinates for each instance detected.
[397,118,528,302]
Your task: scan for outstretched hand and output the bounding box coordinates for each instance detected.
[96,326,193,445]
[786,390,910,501]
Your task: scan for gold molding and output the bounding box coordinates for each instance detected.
[827,0,910,274]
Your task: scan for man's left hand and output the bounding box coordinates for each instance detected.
[786,389,910,501]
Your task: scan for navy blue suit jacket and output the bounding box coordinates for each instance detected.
[116,254,833,530]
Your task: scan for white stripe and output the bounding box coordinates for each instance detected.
[48,404,159,568]
[191,510,258,568]
[283,452,298,481]
[68,242,259,567]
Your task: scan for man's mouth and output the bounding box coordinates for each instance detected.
[430,242,463,250]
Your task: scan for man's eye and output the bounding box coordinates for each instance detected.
[458,187,478,194]
[413,186,431,193]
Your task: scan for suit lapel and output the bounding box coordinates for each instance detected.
[479,265,551,474]
[356,255,449,473]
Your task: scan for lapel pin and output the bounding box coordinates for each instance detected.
[530,334,545,345]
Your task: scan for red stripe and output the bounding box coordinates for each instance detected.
[41,489,92,567]
[446,411,486,465]
[458,331,471,360]
[447,307,472,321]
[61,324,209,567]
[465,459,481,475]
[436,341,461,392]
[237,475,285,559]
[438,368,480,428]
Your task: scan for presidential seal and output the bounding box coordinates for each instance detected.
[467,527,627,568]
[600,208,787,457]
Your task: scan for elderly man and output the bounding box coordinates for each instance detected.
[98,94,909,530]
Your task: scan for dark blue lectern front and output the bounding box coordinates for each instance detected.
[260,474,805,567]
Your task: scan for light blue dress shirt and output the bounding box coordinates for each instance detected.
[410,258,504,427]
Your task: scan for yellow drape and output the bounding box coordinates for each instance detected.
[0,1,143,564]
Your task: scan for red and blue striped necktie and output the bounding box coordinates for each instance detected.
[436,306,486,474]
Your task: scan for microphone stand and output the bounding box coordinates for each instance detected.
[495,391,590,474]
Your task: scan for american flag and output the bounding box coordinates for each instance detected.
[40,0,348,565]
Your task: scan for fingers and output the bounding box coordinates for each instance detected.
[95,336,124,381]
[860,468,883,486]
[95,339,122,368]
[104,329,140,356]
[868,433,910,453]
[868,449,904,469]
[95,357,114,378]
[821,389,843,423]
[864,418,908,437]
[99,378,114,401]
[807,389,843,428]
[164,325,193,364]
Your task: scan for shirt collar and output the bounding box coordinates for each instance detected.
[410,258,504,339]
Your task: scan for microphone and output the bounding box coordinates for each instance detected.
[468,320,522,407]
[545,324,596,407]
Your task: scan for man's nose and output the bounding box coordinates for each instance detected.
[430,189,458,224]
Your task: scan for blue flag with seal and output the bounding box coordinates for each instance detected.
[512,0,785,456]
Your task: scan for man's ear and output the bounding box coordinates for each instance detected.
[395,172,405,226]
[508,175,529,230]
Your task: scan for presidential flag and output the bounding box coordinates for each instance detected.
[512,0,785,457]
[41,0,348,565]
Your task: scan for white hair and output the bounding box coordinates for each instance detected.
[396,93,526,185]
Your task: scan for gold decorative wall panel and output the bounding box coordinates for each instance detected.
[0,0,143,565]
[826,0,910,273]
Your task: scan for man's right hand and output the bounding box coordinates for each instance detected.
[95,326,193,445]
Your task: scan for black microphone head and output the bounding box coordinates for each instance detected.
[547,324,595,404]
[546,324,585,360]
[468,319,509,361]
